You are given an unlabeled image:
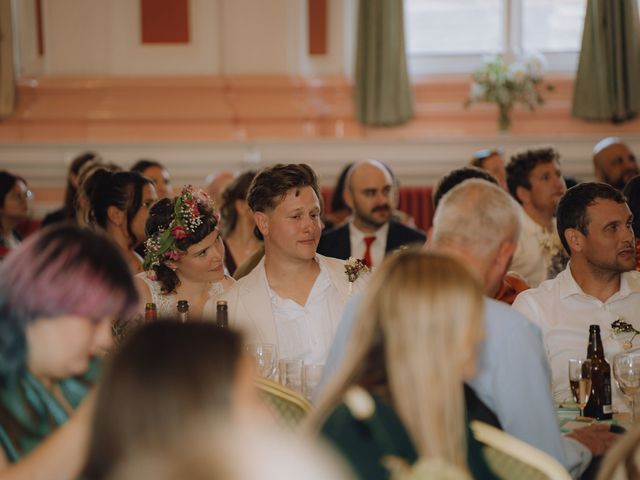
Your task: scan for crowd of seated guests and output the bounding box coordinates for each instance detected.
[1,137,640,480]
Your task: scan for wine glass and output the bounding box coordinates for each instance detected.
[613,349,640,423]
[568,358,592,417]
[244,343,278,379]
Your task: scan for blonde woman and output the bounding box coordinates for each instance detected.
[310,249,497,480]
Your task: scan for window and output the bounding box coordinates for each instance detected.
[404,0,587,75]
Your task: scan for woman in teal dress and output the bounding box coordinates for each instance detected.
[310,249,498,480]
[0,224,138,478]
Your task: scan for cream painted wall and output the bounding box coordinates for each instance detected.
[13,0,356,77]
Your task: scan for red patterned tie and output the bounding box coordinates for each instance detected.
[363,236,376,268]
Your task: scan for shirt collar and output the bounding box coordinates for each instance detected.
[559,264,637,302]
[349,221,389,243]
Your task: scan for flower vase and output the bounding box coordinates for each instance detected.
[498,104,511,132]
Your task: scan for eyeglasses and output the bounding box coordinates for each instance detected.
[472,148,504,162]
[5,190,33,202]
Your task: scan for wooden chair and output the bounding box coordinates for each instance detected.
[255,378,312,430]
[596,422,640,480]
[470,421,572,480]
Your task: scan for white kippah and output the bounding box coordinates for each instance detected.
[593,137,622,155]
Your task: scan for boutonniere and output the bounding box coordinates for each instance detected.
[610,318,640,350]
[345,256,370,295]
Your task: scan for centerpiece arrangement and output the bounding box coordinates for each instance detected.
[465,53,554,132]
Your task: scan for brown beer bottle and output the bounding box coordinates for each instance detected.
[216,300,228,328]
[584,325,613,419]
[144,303,157,322]
[176,300,189,322]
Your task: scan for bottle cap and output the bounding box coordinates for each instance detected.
[145,303,157,310]
[217,300,228,307]
[589,325,600,332]
[177,300,189,312]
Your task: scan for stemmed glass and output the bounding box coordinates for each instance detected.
[613,349,640,423]
[244,343,278,380]
[568,358,592,417]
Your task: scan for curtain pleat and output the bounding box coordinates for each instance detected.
[0,0,16,119]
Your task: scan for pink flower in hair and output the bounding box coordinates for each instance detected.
[146,269,158,281]
[171,225,188,240]
[194,188,210,205]
[165,250,183,261]
[187,200,200,218]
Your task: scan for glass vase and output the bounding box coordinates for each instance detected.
[498,104,511,132]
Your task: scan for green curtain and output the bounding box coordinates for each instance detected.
[354,0,414,126]
[572,0,640,122]
[0,0,15,119]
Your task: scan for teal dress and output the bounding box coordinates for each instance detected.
[0,360,99,462]
[320,394,499,480]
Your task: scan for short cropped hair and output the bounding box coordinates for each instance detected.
[247,164,320,240]
[506,147,560,203]
[433,167,499,210]
[556,182,627,255]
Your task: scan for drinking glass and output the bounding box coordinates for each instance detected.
[244,343,278,379]
[613,349,640,423]
[568,358,592,417]
[278,359,303,393]
[302,364,324,401]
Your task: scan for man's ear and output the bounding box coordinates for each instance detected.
[515,185,530,206]
[343,188,354,211]
[564,228,583,253]
[496,239,517,274]
[254,211,269,238]
[107,206,125,226]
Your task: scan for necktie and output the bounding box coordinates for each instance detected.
[363,236,376,268]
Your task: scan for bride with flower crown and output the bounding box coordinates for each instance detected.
[134,186,235,320]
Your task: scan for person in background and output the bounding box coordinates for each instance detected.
[323,163,353,230]
[83,321,260,480]
[0,224,138,479]
[135,187,234,319]
[470,147,508,190]
[220,171,261,276]
[75,160,122,227]
[506,147,568,287]
[0,171,31,260]
[311,250,495,480]
[593,137,638,190]
[41,151,100,227]
[623,175,640,271]
[204,170,236,218]
[87,169,157,274]
[130,159,174,199]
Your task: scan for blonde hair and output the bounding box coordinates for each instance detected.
[311,249,484,469]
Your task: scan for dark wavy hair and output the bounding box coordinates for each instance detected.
[220,170,257,236]
[145,197,218,294]
[0,171,26,208]
[62,152,100,219]
[506,147,560,204]
[88,169,154,247]
[0,224,138,385]
[433,166,499,210]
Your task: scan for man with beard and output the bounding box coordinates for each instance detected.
[593,137,638,190]
[317,160,425,267]
[506,147,568,287]
[513,182,640,414]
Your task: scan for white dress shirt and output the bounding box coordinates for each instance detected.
[348,222,389,268]
[513,266,640,412]
[266,259,344,364]
[510,208,565,287]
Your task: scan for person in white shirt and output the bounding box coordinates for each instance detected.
[506,147,568,287]
[317,160,425,268]
[204,164,367,365]
[513,182,640,413]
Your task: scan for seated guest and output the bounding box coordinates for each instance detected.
[513,182,640,413]
[130,159,174,199]
[136,187,234,319]
[506,147,568,287]
[470,147,508,190]
[205,164,367,365]
[220,171,261,276]
[0,171,30,260]
[0,224,138,478]
[75,160,122,227]
[204,170,236,219]
[88,169,157,274]
[41,151,99,227]
[83,322,261,480]
[432,166,530,304]
[317,160,425,268]
[593,137,638,190]
[311,250,496,480]
[623,175,640,271]
[323,162,353,230]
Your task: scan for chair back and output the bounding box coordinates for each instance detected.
[596,422,640,480]
[470,421,571,480]
[255,378,312,430]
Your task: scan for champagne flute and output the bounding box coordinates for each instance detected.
[568,358,592,417]
[613,349,640,423]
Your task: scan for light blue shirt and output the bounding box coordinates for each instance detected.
[320,295,591,479]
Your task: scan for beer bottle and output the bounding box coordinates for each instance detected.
[216,300,228,328]
[584,325,613,419]
[176,300,189,323]
[144,302,157,322]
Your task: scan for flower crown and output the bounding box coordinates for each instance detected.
[143,186,212,274]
